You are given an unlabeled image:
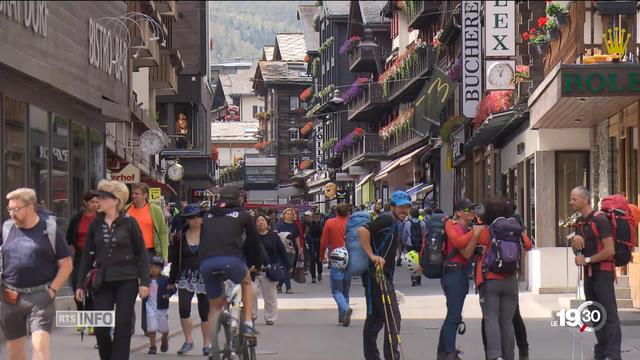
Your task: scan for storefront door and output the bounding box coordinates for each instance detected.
[556,151,590,247]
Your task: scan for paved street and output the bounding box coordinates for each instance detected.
[14,267,640,359]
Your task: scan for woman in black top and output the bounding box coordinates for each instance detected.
[75,180,150,360]
[169,204,211,356]
[254,215,290,325]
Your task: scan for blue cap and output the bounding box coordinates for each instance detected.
[150,255,164,267]
[181,203,204,217]
[391,191,411,207]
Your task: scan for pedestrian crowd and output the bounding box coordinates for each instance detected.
[0,181,626,360]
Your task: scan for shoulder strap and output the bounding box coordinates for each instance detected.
[2,219,15,244]
[45,216,57,255]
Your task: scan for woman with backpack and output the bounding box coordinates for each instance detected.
[275,208,303,294]
[474,198,533,360]
[437,199,484,360]
[401,208,426,286]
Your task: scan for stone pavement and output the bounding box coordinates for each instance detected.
[9,266,640,359]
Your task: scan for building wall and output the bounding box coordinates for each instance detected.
[535,151,556,248]
[132,67,151,111]
[215,143,255,167]
[241,94,263,122]
[172,1,208,75]
[597,119,611,200]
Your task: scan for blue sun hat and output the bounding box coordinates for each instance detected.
[391,190,411,207]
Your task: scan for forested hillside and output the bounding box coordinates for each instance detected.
[209,1,311,63]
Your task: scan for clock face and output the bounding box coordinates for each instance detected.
[487,61,515,90]
[140,129,165,155]
[167,164,184,181]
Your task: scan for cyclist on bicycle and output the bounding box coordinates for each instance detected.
[199,185,262,338]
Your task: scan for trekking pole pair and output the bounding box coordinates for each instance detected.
[571,252,584,360]
[375,266,406,360]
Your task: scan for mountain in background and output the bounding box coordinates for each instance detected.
[208,1,312,64]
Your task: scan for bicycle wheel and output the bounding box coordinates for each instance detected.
[210,311,232,360]
[237,337,257,360]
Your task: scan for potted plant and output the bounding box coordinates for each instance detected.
[539,16,560,40]
[513,65,530,84]
[343,77,371,103]
[546,2,569,27]
[474,91,513,126]
[439,116,467,144]
[522,28,550,56]
[339,36,361,55]
[312,14,321,32]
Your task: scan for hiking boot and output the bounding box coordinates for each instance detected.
[266,320,274,326]
[148,346,157,355]
[241,323,259,338]
[519,349,529,360]
[160,336,169,353]
[318,273,322,282]
[444,350,463,360]
[177,342,193,355]
[338,314,344,324]
[342,307,353,327]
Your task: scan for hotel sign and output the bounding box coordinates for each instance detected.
[462,0,482,118]
[485,1,515,57]
[561,66,640,97]
[315,122,325,172]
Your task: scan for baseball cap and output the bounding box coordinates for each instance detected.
[220,185,241,203]
[304,210,312,216]
[150,255,164,267]
[454,198,475,212]
[390,191,411,207]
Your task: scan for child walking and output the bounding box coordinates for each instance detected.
[145,256,176,354]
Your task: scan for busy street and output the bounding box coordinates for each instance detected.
[3,1,640,360]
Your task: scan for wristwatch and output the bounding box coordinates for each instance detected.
[585,257,592,264]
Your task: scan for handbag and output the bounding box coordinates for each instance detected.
[83,265,104,294]
[292,260,306,284]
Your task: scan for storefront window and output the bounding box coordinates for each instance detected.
[556,151,590,247]
[3,96,27,197]
[29,105,49,208]
[51,115,70,229]
[89,129,105,188]
[71,122,87,212]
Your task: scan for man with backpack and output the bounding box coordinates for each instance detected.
[320,203,351,326]
[402,208,426,286]
[358,191,412,360]
[1,188,73,360]
[570,186,622,360]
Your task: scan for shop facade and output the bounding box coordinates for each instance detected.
[0,2,131,225]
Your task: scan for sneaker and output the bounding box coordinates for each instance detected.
[148,346,157,355]
[311,278,317,283]
[160,337,169,353]
[265,320,274,326]
[519,350,529,360]
[177,342,194,355]
[338,314,344,324]
[241,323,260,338]
[203,346,212,356]
[318,273,322,282]
[342,307,353,327]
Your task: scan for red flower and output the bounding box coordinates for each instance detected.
[537,16,548,28]
[353,127,364,137]
[530,27,537,34]
[521,32,530,41]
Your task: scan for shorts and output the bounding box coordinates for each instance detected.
[199,256,248,300]
[145,307,169,333]
[0,287,55,340]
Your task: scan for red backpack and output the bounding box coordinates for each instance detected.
[586,195,637,267]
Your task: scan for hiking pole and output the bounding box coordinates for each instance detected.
[570,252,584,360]
[375,267,397,360]
[377,267,406,360]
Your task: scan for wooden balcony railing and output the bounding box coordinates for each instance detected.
[149,49,177,94]
[130,18,160,68]
[156,1,177,18]
[342,134,388,166]
[406,0,440,30]
[385,129,423,156]
[386,46,437,103]
[348,45,378,73]
[348,83,386,122]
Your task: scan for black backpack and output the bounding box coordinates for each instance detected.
[410,220,423,250]
[420,214,448,279]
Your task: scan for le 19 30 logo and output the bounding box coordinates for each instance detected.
[551,301,607,333]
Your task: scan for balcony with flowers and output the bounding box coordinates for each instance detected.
[339,129,388,170]
[380,106,421,156]
[344,77,386,122]
[380,41,437,104]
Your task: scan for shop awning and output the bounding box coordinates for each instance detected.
[529,63,640,129]
[466,110,514,148]
[356,173,375,188]
[142,177,177,196]
[407,183,433,197]
[374,145,428,182]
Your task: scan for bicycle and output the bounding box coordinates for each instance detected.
[209,269,263,360]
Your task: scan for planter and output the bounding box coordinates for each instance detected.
[556,12,569,27]
[548,27,560,41]
[595,1,637,15]
[531,41,549,56]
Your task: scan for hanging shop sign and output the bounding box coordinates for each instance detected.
[415,68,456,133]
[485,1,515,57]
[88,18,128,84]
[108,164,140,183]
[315,121,325,172]
[462,0,482,118]
[562,66,640,97]
[149,187,161,201]
[0,1,48,37]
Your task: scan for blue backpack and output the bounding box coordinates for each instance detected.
[345,211,373,276]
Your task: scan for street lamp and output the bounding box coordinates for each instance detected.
[329,89,344,106]
[357,28,383,76]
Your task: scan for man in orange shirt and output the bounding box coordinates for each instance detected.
[320,203,351,326]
